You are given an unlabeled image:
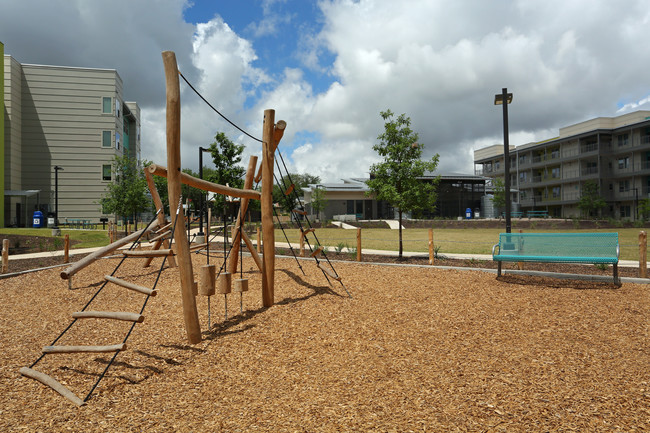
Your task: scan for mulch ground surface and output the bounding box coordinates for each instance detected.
[1,244,649,431]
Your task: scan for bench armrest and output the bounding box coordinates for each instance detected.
[491,243,500,256]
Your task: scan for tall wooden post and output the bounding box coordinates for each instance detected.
[357,227,362,262]
[428,228,434,265]
[261,109,276,307]
[63,234,70,263]
[2,239,8,273]
[639,231,647,278]
[162,51,201,344]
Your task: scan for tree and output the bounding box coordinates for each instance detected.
[206,132,246,220]
[638,198,650,221]
[491,177,506,215]
[101,155,150,234]
[577,180,606,218]
[366,110,440,258]
[311,186,327,221]
[273,173,321,213]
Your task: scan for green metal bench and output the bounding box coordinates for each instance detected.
[527,210,548,218]
[492,232,620,285]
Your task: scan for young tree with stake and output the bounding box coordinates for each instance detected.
[366,110,440,258]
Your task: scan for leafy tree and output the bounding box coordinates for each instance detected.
[205,132,246,220]
[577,180,606,218]
[639,198,650,221]
[491,177,506,214]
[311,186,327,221]
[273,173,321,213]
[366,110,440,258]
[101,155,150,234]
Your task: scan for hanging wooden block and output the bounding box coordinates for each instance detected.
[233,278,249,293]
[218,272,232,294]
[284,183,295,195]
[199,264,216,296]
[192,280,198,296]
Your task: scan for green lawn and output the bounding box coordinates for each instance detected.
[0,228,110,249]
[267,227,647,261]
[2,226,647,262]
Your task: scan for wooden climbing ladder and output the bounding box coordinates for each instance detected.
[19,211,180,406]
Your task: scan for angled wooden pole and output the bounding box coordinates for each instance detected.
[144,167,176,268]
[228,155,258,274]
[162,51,201,344]
[261,109,276,307]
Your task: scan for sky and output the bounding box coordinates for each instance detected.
[2,0,650,183]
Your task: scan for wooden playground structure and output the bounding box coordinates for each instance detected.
[18,51,347,406]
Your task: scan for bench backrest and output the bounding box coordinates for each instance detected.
[497,232,619,259]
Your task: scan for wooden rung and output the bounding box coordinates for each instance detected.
[317,263,342,281]
[72,311,144,323]
[122,249,173,257]
[292,209,307,216]
[310,246,324,257]
[284,183,295,195]
[104,275,157,296]
[19,367,85,407]
[189,243,208,252]
[154,222,172,233]
[43,343,126,354]
[149,230,171,242]
[301,228,315,235]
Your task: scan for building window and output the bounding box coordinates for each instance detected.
[102,164,112,181]
[551,148,559,159]
[519,172,527,183]
[618,133,629,147]
[621,205,631,218]
[102,97,112,114]
[115,99,121,119]
[619,180,630,192]
[519,154,527,164]
[551,167,560,178]
[618,157,630,169]
[552,186,561,198]
[116,133,121,150]
[102,131,112,147]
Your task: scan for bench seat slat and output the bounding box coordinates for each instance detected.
[494,255,618,264]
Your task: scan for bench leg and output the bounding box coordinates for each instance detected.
[497,261,502,277]
[613,263,621,287]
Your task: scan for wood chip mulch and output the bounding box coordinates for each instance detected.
[1,254,649,431]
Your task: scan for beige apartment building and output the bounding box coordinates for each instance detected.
[474,110,650,220]
[3,48,140,227]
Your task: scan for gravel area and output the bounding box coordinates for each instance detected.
[1,252,649,431]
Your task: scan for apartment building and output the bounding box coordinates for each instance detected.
[3,47,140,227]
[474,110,650,219]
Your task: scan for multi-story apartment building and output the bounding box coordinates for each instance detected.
[474,110,650,219]
[2,46,140,227]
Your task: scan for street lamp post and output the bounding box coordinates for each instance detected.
[197,146,211,244]
[53,165,64,235]
[494,88,513,233]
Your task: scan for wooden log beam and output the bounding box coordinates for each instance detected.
[147,164,261,201]
[60,224,159,280]
[43,343,126,354]
[105,275,157,296]
[162,50,202,344]
[122,249,173,257]
[72,311,144,323]
[19,367,85,407]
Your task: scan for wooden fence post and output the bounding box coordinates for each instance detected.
[517,229,524,270]
[357,227,362,262]
[2,239,8,273]
[428,228,434,265]
[64,234,70,263]
[639,231,647,278]
[257,225,261,255]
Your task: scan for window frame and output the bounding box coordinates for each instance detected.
[102,164,112,181]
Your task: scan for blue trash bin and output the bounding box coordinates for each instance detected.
[465,208,472,219]
[33,211,44,228]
